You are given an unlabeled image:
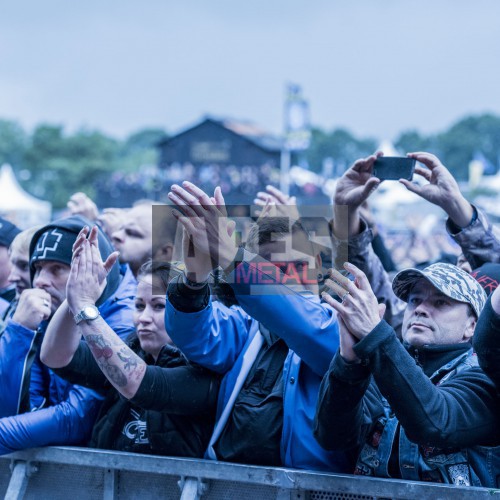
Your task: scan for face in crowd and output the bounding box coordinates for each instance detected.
[112,205,153,275]
[8,226,42,298]
[402,278,476,347]
[32,261,71,314]
[245,219,322,295]
[0,245,12,289]
[134,272,172,361]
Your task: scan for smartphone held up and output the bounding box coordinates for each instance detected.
[373,157,416,181]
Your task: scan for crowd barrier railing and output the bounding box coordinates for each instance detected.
[1,447,498,500]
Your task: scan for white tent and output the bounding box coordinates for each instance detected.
[0,164,51,228]
[377,140,400,157]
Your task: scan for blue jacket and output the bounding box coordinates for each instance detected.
[0,265,136,455]
[165,251,349,472]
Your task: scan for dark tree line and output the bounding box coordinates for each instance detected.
[0,113,499,208]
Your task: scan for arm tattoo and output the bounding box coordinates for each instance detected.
[100,362,128,387]
[86,333,143,389]
[117,348,139,371]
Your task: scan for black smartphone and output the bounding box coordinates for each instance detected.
[373,157,416,181]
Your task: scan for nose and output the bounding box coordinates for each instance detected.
[33,269,50,289]
[414,301,430,316]
[8,267,20,283]
[137,305,153,324]
[112,228,125,245]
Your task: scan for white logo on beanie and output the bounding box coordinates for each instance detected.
[35,229,63,259]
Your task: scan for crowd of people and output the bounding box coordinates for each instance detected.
[0,151,499,489]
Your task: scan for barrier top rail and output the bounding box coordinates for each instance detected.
[1,447,499,500]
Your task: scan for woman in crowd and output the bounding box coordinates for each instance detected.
[41,226,219,456]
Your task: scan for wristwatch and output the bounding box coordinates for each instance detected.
[74,305,100,325]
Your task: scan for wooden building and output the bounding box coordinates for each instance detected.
[156,116,283,205]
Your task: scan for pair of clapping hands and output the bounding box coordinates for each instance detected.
[166,183,299,284]
[65,226,118,317]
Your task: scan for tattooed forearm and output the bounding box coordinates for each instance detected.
[98,361,128,387]
[83,329,147,397]
[117,348,139,371]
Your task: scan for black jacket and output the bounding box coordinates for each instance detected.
[474,296,500,388]
[314,320,500,481]
[55,336,219,457]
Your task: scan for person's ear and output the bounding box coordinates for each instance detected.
[153,244,173,262]
[462,315,477,342]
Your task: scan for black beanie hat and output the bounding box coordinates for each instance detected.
[0,217,21,248]
[29,215,120,306]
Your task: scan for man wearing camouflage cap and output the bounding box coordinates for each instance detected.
[314,261,500,487]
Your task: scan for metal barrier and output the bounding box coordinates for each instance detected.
[0,447,498,500]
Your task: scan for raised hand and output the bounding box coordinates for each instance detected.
[401,152,474,227]
[67,226,119,314]
[12,289,52,330]
[168,183,238,270]
[334,153,382,209]
[322,262,384,340]
[67,192,99,221]
[254,185,300,222]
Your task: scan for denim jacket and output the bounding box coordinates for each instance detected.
[354,349,495,486]
[315,321,500,487]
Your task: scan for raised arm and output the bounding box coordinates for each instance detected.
[45,227,147,400]
[473,285,500,386]
[401,152,500,268]
[40,226,119,369]
[331,153,405,330]
[325,263,498,448]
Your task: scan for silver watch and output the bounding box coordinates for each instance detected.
[74,305,100,325]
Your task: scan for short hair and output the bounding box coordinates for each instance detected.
[245,217,314,255]
[9,225,43,257]
[137,260,182,294]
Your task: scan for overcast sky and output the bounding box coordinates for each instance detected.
[2,0,500,142]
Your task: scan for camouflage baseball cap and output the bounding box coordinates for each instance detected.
[392,262,487,317]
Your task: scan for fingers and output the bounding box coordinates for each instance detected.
[328,268,357,294]
[70,238,83,280]
[407,152,442,170]
[213,186,228,217]
[168,191,201,219]
[172,209,197,235]
[399,178,422,195]
[265,185,291,204]
[321,290,344,314]
[378,302,387,319]
[254,194,274,206]
[323,279,350,304]
[88,225,99,246]
[72,226,89,254]
[83,237,92,277]
[181,181,219,213]
[361,177,381,199]
[227,220,236,238]
[103,251,119,274]
[351,152,380,173]
[342,262,371,290]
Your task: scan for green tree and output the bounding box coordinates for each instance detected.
[394,130,436,156]
[0,120,28,167]
[23,125,121,208]
[435,114,500,179]
[306,127,377,174]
